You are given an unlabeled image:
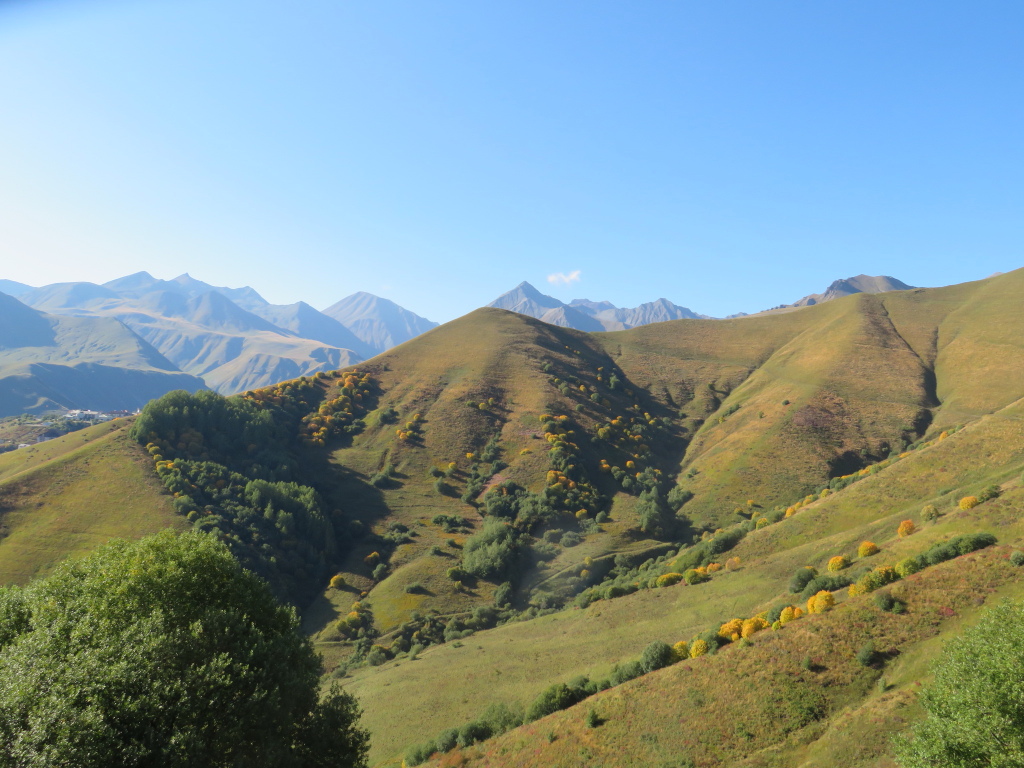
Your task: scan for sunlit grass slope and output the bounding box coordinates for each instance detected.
[309,309,680,638]
[0,420,185,584]
[344,399,1024,765]
[590,267,1024,528]
[452,543,1024,768]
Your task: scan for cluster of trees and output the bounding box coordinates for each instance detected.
[131,387,352,605]
[0,531,369,767]
[296,371,375,446]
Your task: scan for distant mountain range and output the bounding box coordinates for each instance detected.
[0,272,438,416]
[487,282,709,332]
[0,270,917,416]
[485,275,914,332]
[0,291,206,416]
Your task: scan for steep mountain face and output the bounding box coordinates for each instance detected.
[0,292,206,416]
[487,281,706,331]
[788,274,914,308]
[321,292,438,353]
[247,301,374,358]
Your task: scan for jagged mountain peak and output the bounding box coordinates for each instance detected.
[322,293,438,354]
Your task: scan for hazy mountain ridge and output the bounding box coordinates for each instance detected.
[0,292,206,416]
[1,271,440,411]
[9,272,443,398]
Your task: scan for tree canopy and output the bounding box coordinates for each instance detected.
[895,598,1024,767]
[0,530,369,768]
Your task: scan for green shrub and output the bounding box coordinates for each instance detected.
[462,519,523,579]
[479,701,524,735]
[405,741,436,766]
[922,532,996,566]
[684,569,710,586]
[800,573,851,600]
[666,486,694,510]
[526,681,590,722]
[494,582,513,607]
[609,660,645,686]
[874,591,906,614]
[789,566,819,594]
[894,557,923,578]
[456,720,492,747]
[1011,551,1024,567]
[435,729,458,752]
[560,531,584,548]
[856,641,877,667]
[979,484,1002,502]
[640,641,675,674]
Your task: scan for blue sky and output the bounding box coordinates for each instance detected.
[0,0,1021,322]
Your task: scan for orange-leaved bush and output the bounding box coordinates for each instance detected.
[897,520,917,537]
[959,496,979,510]
[858,541,879,558]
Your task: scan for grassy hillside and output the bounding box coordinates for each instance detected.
[4,269,1024,768]
[340,399,1024,764]
[0,419,186,585]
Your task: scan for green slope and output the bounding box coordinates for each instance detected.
[0,420,187,585]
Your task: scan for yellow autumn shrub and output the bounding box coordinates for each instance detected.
[741,617,769,638]
[827,555,848,572]
[858,541,879,558]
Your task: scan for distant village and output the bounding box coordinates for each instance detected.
[0,409,138,452]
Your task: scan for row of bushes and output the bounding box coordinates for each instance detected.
[404,638,679,765]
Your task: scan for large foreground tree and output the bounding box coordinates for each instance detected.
[895,598,1024,767]
[0,530,368,768]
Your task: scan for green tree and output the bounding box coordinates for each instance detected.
[894,599,1024,767]
[0,530,369,768]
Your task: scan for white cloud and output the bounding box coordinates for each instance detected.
[547,270,582,286]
